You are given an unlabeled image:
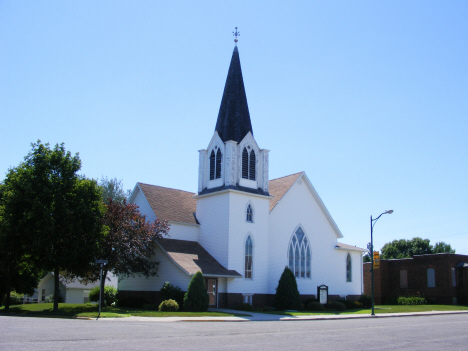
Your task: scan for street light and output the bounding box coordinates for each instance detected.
[370,210,393,316]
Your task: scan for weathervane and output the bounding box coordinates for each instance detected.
[233,27,240,45]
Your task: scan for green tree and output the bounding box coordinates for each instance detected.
[99,177,130,204]
[183,271,209,312]
[274,267,301,311]
[433,241,455,254]
[1,141,105,312]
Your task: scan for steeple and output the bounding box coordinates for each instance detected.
[215,46,253,143]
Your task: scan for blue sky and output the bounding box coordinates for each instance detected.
[1,1,467,254]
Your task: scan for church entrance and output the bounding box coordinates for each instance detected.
[205,278,217,307]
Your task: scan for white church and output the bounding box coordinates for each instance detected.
[118,44,366,308]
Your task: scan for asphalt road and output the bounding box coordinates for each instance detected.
[1,314,468,351]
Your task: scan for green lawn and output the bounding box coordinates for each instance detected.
[0,303,243,318]
[263,304,468,316]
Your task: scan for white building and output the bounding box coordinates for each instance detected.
[119,45,366,308]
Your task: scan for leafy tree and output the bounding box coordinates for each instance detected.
[381,237,455,259]
[183,271,209,312]
[433,241,455,254]
[274,267,301,311]
[99,177,131,204]
[0,141,105,312]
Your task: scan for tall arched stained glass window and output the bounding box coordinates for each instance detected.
[245,235,253,279]
[346,253,352,282]
[288,227,311,278]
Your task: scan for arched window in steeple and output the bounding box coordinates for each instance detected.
[242,147,256,180]
[245,235,253,279]
[210,148,222,180]
[346,253,352,282]
[288,227,311,278]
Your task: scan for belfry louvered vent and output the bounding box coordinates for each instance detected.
[209,150,215,180]
[242,148,249,179]
[249,150,256,180]
[215,149,222,179]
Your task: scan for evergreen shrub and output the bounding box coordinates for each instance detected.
[273,267,301,311]
[329,301,346,311]
[306,301,325,311]
[160,282,185,310]
[158,299,179,312]
[183,271,209,312]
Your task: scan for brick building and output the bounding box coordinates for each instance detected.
[363,253,468,305]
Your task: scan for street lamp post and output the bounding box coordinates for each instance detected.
[370,210,393,316]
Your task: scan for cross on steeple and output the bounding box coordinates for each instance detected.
[233,27,240,45]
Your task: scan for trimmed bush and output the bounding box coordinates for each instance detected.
[354,301,363,308]
[306,301,325,311]
[274,267,302,311]
[358,294,372,308]
[397,296,427,305]
[183,271,209,312]
[338,299,357,310]
[158,299,179,312]
[160,282,185,310]
[237,303,254,312]
[329,301,346,311]
[89,286,117,305]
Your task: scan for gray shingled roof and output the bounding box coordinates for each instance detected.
[157,238,242,277]
[215,46,253,143]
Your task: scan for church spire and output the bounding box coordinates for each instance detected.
[215,44,253,143]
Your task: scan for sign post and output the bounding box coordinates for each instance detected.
[373,251,380,270]
[95,259,108,320]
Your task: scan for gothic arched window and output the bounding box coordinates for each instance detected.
[246,204,253,222]
[242,147,256,180]
[346,253,352,282]
[209,148,222,180]
[288,227,311,278]
[245,235,253,279]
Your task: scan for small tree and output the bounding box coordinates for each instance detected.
[274,267,301,310]
[183,272,209,312]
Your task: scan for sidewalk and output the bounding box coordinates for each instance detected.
[97,309,468,322]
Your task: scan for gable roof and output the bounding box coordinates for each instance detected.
[215,46,253,143]
[137,183,198,225]
[156,239,242,277]
[268,172,303,212]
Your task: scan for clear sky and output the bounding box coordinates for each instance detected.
[1,1,467,255]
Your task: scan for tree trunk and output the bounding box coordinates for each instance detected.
[53,266,60,312]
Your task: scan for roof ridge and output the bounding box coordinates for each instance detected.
[269,171,304,182]
[138,182,195,195]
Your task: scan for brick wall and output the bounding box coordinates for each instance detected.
[363,254,468,305]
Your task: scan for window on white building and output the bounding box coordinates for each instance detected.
[346,253,352,282]
[245,235,253,279]
[288,227,311,278]
[246,204,253,222]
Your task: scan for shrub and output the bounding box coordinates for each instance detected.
[338,299,357,310]
[302,298,317,308]
[358,294,372,308]
[237,303,254,312]
[354,301,363,308]
[183,271,209,312]
[117,295,148,308]
[257,305,272,312]
[329,301,346,311]
[397,296,427,305]
[306,301,325,311]
[274,267,301,311]
[158,299,179,312]
[2,292,23,306]
[160,282,185,310]
[89,286,118,305]
[45,294,64,303]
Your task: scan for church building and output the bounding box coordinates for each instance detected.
[118,43,366,309]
